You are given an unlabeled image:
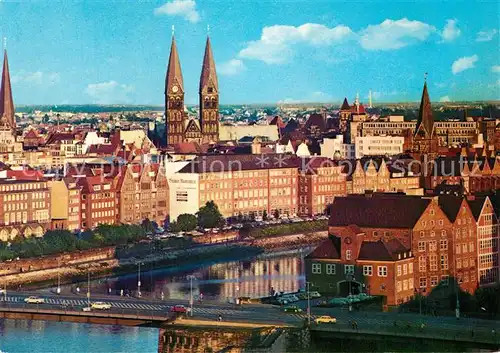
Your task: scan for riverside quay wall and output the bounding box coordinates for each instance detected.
[0,247,116,276]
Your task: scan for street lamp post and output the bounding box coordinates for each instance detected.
[187,275,195,316]
[306,281,311,326]
[137,263,142,298]
[57,260,61,294]
[87,269,91,308]
[347,274,353,312]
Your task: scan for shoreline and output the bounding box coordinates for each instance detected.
[2,231,327,290]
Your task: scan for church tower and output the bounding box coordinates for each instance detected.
[165,36,186,146]
[0,49,16,137]
[413,77,438,156]
[199,36,219,144]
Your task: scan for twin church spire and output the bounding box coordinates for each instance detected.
[165,35,219,146]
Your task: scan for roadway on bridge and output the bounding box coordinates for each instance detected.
[1,293,499,336]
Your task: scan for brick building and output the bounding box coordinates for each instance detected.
[468,196,499,286]
[305,228,414,306]
[298,157,347,216]
[112,163,169,226]
[77,175,116,229]
[323,194,478,304]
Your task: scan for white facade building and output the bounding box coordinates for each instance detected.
[168,173,200,221]
[355,135,404,159]
[320,135,355,159]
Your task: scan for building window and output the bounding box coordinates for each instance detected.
[429,241,437,251]
[430,276,439,287]
[429,254,438,271]
[418,241,425,252]
[346,250,352,260]
[377,266,387,277]
[419,256,426,272]
[312,263,321,274]
[409,263,413,274]
[409,278,414,289]
[397,265,401,276]
[326,264,336,275]
[440,240,448,251]
[440,275,449,286]
[419,277,427,288]
[439,254,448,270]
[403,280,408,291]
[344,265,354,275]
[363,265,373,276]
[397,281,402,293]
[403,264,408,275]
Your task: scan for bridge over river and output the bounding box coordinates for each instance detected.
[1,293,499,352]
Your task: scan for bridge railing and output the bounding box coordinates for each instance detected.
[0,300,170,322]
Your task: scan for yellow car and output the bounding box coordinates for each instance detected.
[24,296,45,304]
[315,315,337,324]
[91,302,112,310]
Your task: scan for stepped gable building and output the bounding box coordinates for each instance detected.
[165,36,219,146]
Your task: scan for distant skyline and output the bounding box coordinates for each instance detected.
[0,0,499,105]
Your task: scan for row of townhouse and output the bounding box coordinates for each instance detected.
[305,193,499,307]
[168,154,424,220]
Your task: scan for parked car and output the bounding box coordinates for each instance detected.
[309,291,321,298]
[24,296,45,304]
[82,306,92,312]
[170,305,190,314]
[315,315,337,324]
[283,305,302,313]
[282,294,299,302]
[91,302,112,310]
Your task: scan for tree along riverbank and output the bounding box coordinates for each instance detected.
[1,231,327,289]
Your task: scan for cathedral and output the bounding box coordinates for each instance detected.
[412,78,439,158]
[0,49,21,155]
[165,35,219,146]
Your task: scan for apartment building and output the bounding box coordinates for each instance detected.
[0,179,51,241]
[298,157,347,216]
[48,178,82,232]
[77,176,116,229]
[113,163,169,226]
[172,154,299,220]
[468,196,499,286]
[355,136,404,159]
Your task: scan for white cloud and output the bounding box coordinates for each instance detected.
[154,0,200,23]
[218,59,246,76]
[359,18,435,50]
[440,19,460,42]
[12,70,60,85]
[368,90,401,100]
[434,82,447,88]
[451,55,478,74]
[492,65,500,73]
[488,79,500,88]
[238,23,355,64]
[84,81,135,104]
[439,95,451,102]
[476,29,498,42]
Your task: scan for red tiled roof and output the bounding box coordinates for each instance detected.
[351,104,366,115]
[306,237,341,259]
[329,194,431,229]
[358,239,410,261]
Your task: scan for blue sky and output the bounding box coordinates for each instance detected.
[0,0,499,105]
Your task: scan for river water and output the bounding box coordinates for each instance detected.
[0,250,307,353]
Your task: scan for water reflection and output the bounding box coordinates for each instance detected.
[65,251,307,302]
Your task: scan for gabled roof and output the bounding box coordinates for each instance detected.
[304,113,326,132]
[437,195,464,222]
[306,236,341,259]
[329,194,431,229]
[358,239,410,261]
[467,196,488,221]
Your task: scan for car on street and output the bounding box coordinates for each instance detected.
[315,315,337,324]
[24,296,45,304]
[310,291,321,298]
[170,305,190,314]
[283,305,302,313]
[91,302,112,310]
[82,306,92,312]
